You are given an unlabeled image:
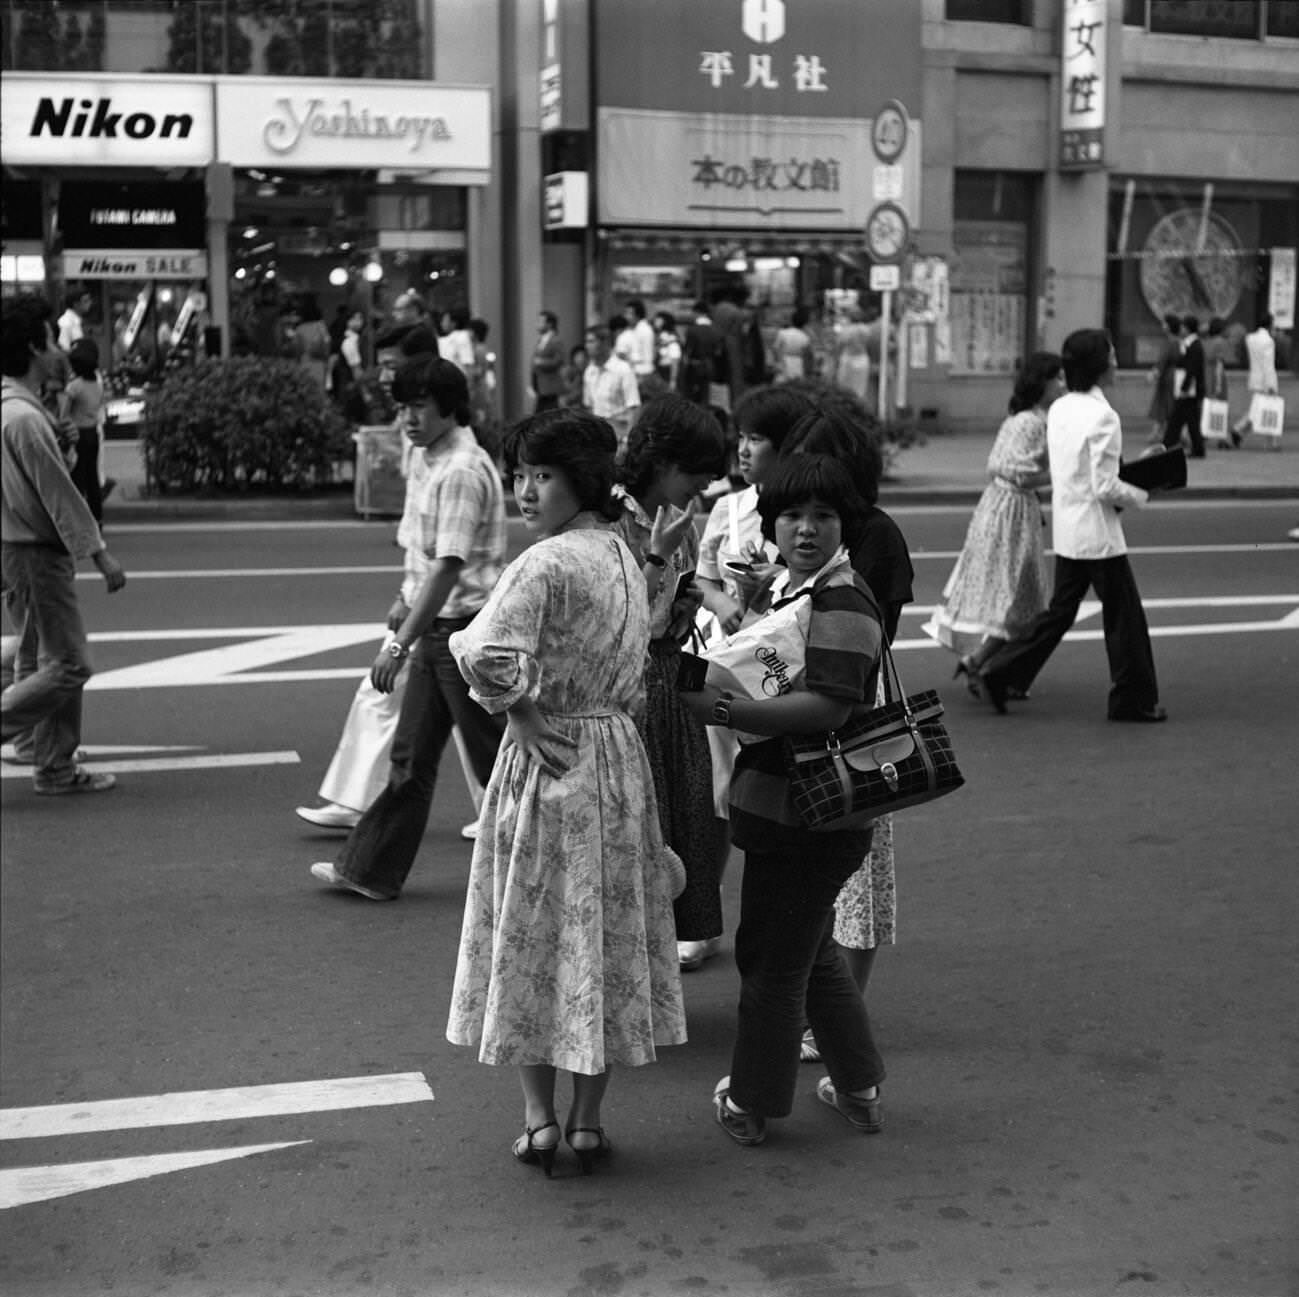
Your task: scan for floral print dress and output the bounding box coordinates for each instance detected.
[446,528,687,1074]
[922,408,1052,657]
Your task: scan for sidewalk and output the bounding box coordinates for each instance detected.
[101,422,1299,525]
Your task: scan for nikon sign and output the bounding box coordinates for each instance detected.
[1,75,213,167]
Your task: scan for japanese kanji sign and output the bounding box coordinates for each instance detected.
[1060,0,1107,170]
[592,0,922,231]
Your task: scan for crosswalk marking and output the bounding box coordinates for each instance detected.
[0,1073,434,1141]
[0,1144,309,1210]
[0,751,300,779]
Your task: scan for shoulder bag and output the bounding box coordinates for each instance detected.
[783,637,964,829]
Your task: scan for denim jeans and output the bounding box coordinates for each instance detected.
[334,618,503,899]
[728,837,885,1118]
[1,544,93,786]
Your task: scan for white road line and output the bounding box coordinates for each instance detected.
[0,1073,434,1141]
[0,1143,310,1210]
[77,565,400,581]
[69,542,1299,579]
[0,751,300,779]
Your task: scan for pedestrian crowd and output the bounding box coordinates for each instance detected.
[9,276,1250,1178]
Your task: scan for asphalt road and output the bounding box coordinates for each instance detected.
[2,500,1297,1297]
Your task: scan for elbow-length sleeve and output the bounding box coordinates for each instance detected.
[449,547,552,713]
[1087,404,1148,512]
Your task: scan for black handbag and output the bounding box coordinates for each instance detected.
[784,640,964,829]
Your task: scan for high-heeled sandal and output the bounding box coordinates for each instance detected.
[512,1120,561,1178]
[565,1126,612,1176]
[953,657,983,699]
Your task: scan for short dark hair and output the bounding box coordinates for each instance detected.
[1,294,52,377]
[400,324,440,358]
[68,337,100,379]
[504,409,620,519]
[391,354,471,423]
[540,310,558,330]
[781,404,884,507]
[1060,328,1113,392]
[1207,316,1226,337]
[585,324,612,346]
[1259,311,1274,329]
[1008,351,1062,414]
[625,298,646,320]
[1182,314,1200,335]
[619,395,725,498]
[375,322,416,352]
[730,384,819,455]
[1163,313,1182,335]
[757,454,868,553]
[469,316,489,343]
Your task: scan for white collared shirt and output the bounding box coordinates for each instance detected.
[1046,388,1147,560]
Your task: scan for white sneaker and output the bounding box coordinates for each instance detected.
[460,821,479,841]
[678,936,723,971]
[295,803,361,830]
[309,861,391,901]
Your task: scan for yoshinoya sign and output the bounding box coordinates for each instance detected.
[215,78,491,171]
[1,75,213,167]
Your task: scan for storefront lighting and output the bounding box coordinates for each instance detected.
[753,257,784,272]
[428,271,440,281]
[786,257,801,269]
[243,227,259,240]
[328,266,349,287]
[158,288,174,304]
[364,260,384,283]
[234,267,247,280]
[725,257,749,272]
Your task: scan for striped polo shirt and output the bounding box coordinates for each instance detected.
[729,557,883,853]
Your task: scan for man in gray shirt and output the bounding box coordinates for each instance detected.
[2,294,126,794]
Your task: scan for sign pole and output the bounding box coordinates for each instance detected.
[878,290,892,423]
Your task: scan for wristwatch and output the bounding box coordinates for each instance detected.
[386,641,411,660]
[711,691,734,727]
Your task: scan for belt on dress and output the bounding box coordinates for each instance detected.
[540,708,620,721]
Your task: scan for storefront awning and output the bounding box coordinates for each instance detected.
[601,227,868,256]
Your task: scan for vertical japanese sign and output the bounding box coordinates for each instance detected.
[1269,248,1296,331]
[1060,0,1106,170]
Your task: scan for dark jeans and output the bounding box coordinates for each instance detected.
[1163,397,1204,456]
[0,544,93,785]
[335,618,503,898]
[982,553,1159,717]
[729,839,885,1118]
[69,426,103,522]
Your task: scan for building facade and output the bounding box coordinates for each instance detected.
[4,0,1296,430]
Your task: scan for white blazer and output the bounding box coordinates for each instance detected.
[1046,387,1148,560]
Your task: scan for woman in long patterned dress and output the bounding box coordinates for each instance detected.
[922,352,1063,689]
[447,409,686,1178]
[612,396,730,971]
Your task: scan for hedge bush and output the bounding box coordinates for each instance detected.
[142,357,352,494]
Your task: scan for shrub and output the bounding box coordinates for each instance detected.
[142,357,352,494]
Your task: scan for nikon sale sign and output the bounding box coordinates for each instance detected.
[1,74,213,167]
[63,251,208,280]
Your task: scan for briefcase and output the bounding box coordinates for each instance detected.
[1119,445,1187,493]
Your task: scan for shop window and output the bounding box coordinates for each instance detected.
[945,0,1031,22]
[1267,0,1299,37]
[950,172,1036,376]
[1105,179,1299,372]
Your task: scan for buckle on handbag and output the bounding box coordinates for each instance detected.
[879,761,899,792]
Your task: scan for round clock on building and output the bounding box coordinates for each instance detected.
[1138,208,1246,322]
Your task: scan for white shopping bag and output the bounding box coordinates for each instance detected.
[702,589,811,743]
[1248,393,1285,439]
[1202,398,1230,443]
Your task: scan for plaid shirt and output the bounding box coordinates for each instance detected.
[397,425,506,618]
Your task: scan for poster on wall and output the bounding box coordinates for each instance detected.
[1269,248,1296,330]
[950,222,1026,375]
